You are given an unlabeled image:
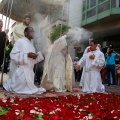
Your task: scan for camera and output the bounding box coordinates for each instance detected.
[109,45,113,49]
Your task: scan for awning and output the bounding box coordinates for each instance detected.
[0,0,66,21]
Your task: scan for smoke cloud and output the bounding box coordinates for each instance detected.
[68,27,93,44]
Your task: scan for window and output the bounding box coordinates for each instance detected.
[82,13,86,20]
[87,0,96,9]
[99,0,106,4]
[83,0,86,11]
[87,0,89,9]
[87,8,96,18]
[111,0,116,8]
[98,1,110,13]
[90,0,96,8]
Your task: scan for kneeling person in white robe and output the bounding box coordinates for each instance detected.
[3,27,46,94]
[76,40,105,93]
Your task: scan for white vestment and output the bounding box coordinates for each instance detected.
[41,36,75,92]
[12,23,27,43]
[78,50,105,93]
[9,23,28,79]
[79,46,100,87]
[3,37,46,94]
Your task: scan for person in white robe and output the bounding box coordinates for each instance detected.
[9,14,31,79]
[76,40,105,93]
[40,25,83,92]
[3,27,46,94]
[79,40,100,87]
[40,35,75,92]
[12,14,31,44]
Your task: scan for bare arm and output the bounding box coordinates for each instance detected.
[116,53,120,57]
[114,51,120,57]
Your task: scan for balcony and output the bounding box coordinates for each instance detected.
[81,0,120,26]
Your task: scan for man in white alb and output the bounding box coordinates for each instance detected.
[76,40,105,93]
[9,14,31,79]
[79,39,100,87]
[3,27,46,94]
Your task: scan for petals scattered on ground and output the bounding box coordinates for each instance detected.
[0,93,120,119]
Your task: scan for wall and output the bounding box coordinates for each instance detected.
[65,0,83,59]
[68,0,83,27]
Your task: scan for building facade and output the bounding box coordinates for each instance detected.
[81,0,120,52]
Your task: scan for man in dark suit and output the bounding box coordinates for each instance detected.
[0,19,9,70]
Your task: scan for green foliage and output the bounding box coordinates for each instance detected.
[35,114,43,120]
[0,106,9,116]
[5,42,13,59]
[50,24,70,42]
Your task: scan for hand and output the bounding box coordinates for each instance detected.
[5,29,9,34]
[66,31,71,39]
[113,50,116,53]
[75,65,80,71]
[6,35,9,40]
[102,67,105,70]
[89,54,95,60]
[28,52,38,59]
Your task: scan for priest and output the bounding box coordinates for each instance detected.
[40,25,81,92]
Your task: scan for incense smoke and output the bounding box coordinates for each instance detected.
[68,27,93,44]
